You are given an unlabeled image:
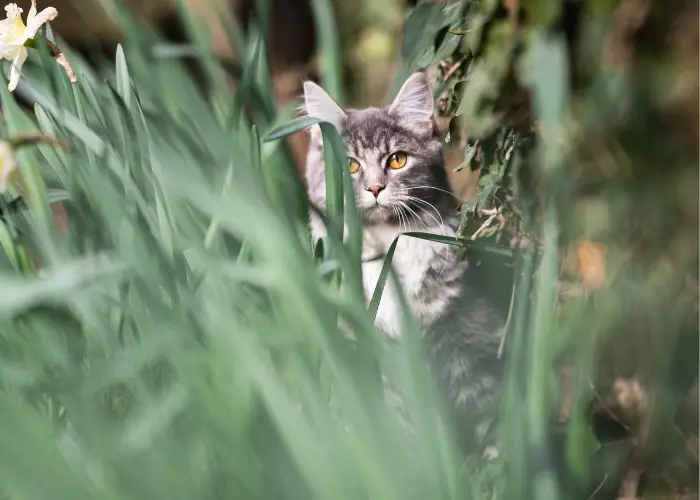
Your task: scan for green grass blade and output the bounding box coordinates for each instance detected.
[115,44,132,109]
[230,35,262,127]
[264,116,323,142]
[310,0,345,103]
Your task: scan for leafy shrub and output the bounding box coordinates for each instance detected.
[399,0,698,497]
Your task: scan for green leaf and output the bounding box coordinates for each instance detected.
[231,35,262,126]
[0,256,127,316]
[0,217,18,271]
[173,0,229,101]
[263,116,322,142]
[454,140,479,172]
[434,27,462,61]
[454,62,505,138]
[1,88,52,230]
[319,122,344,243]
[115,44,132,108]
[401,2,442,67]
[311,0,345,102]
[530,35,569,171]
[46,189,69,204]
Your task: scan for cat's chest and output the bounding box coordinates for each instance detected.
[362,224,438,272]
[361,222,457,268]
[360,223,461,336]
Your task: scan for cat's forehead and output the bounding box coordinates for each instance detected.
[343,107,398,150]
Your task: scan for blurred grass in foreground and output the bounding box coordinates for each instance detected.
[0,2,482,499]
[0,0,697,499]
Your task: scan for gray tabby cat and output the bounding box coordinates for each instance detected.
[303,72,504,453]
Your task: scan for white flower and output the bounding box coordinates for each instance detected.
[0,1,57,91]
[0,140,18,192]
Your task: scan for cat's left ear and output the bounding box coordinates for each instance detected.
[389,72,434,133]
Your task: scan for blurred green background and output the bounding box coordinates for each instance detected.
[43,0,483,199]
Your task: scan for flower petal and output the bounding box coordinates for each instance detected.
[0,4,27,45]
[4,4,23,19]
[27,0,36,22]
[7,46,27,91]
[26,5,57,37]
[0,45,20,61]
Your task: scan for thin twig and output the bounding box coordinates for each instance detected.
[617,468,641,499]
[497,282,516,359]
[587,474,608,499]
[9,131,71,150]
[448,28,474,35]
[443,59,463,81]
[494,213,507,244]
[471,208,502,240]
[479,208,499,216]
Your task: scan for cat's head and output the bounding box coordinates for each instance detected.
[303,72,450,225]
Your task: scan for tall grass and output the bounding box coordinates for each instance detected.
[0,2,489,500]
[0,0,697,499]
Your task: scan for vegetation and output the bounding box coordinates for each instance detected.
[0,0,696,499]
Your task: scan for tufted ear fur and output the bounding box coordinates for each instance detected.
[303,81,347,132]
[388,72,434,132]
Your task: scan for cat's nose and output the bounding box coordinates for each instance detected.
[366,185,386,198]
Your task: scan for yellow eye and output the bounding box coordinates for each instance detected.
[348,158,360,174]
[388,152,407,169]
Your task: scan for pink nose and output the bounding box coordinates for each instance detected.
[367,185,385,198]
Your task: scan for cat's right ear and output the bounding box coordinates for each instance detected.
[303,81,347,132]
[389,72,434,134]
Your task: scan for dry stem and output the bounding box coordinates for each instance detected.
[43,37,77,84]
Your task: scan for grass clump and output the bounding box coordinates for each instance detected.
[0,0,697,499]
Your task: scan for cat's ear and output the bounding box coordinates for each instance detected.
[389,72,434,132]
[303,81,347,131]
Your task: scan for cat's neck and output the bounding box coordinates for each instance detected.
[365,197,456,232]
[361,211,457,259]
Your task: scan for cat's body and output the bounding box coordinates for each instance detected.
[303,73,504,453]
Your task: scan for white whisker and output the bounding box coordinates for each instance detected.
[396,192,451,285]
[396,200,428,232]
[392,205,404,233]
[391,204,402,232]
[406,185,462,201]
[408,199,444,227]
[399,194,445,229]
[395,202,414,230]
[397,204,409,233]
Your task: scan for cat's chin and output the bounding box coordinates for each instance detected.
[360,204,399,225]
